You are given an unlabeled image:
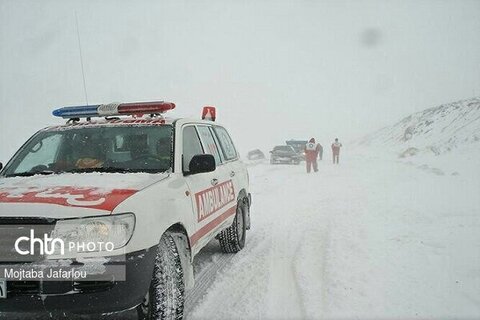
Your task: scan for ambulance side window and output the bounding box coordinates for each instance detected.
[182,126,204,173]
[196,126,222,165]
[213,126,238,161]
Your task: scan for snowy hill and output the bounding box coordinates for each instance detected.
[360,97,480,156]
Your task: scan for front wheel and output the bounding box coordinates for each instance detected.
[218,200,247,253]
[137,233,185,320]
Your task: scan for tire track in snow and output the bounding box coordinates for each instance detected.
[186,229,272,320]
[292,224,331,319]
[264,228,307,320]
[184,245,235,316]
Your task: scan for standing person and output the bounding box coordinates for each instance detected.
[331,138,342,164]
[318,143,323,160]
[304,138,320,173]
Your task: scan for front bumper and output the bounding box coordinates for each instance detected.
[0,247,156,315]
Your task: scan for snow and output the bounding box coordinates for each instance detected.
[190,155,480,319]
[359,97,480,156]
[186,151,480,319]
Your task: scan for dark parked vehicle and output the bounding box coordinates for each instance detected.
[247,149,266,160]
[270,145,301,165]
[286,140,307,160]
[286,140,308,154]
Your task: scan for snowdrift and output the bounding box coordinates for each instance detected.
[359,97,480,157]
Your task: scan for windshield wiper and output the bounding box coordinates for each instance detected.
[66,167,136,174]
[6,170,56,178]
[5,167,167,177]
[65,167,169,174]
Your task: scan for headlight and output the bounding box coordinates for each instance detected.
[50,213,135,257]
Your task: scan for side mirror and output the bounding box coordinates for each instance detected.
[188,154,216,175]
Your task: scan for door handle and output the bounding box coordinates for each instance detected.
[211,178,219,186]
[230,171,236,177]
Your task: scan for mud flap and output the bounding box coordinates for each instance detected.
[245,194,252,230]
[171,232,195,291]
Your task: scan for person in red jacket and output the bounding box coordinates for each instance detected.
[304,138,320,173]
[331,138,342,164]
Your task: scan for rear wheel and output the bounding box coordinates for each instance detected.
[137,233,185,320]
[218,200,247,253]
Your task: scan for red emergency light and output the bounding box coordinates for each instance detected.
[202,106,216,121]
[117,101,176,115]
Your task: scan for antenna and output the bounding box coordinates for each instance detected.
[75,11,89,106]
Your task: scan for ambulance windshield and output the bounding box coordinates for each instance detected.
[2,124,173,177]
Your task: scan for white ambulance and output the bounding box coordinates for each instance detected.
[0,101,251,319]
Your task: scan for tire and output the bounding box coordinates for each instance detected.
[137,233,185,320]
[218,200,247,253]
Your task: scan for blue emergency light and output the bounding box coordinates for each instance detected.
[52,105,100,119]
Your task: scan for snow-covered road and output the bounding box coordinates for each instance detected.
[2,152,480,319]
[187,152,480,319]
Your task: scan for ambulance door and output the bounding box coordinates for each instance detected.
[182,125,232,252]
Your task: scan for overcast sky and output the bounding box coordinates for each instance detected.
[1,0,479,161]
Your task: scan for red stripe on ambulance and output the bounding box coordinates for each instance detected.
[190,205,237,246]
[0,186,137,212]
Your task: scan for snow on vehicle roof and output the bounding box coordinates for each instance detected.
[43,117,175,132]
[42,117,221,132]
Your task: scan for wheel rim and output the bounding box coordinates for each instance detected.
[236,207,244,242]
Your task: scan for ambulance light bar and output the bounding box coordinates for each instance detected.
[52,101,176,119]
